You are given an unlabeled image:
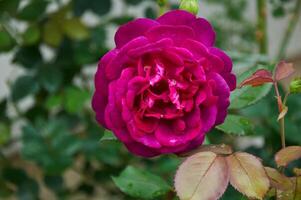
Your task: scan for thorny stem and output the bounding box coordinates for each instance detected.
[256,0,268,54]
[277,0,301,59]
[273,82,286,149]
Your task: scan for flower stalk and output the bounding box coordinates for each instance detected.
[277,0,301,59]
[256,0,268,54]
[273,82,286,149]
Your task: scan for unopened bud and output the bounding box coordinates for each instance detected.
[180,0,199,15]
[289,78,301,94]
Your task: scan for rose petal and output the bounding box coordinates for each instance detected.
[209,48,232,72]
[200,105,218,132]
[115,18,159,48]
[127,120,161,149]
[208,73,230,125]
[106,36,149,80]
[155,122,202,147]
[125,142,160,157]
[157,10,215,46]
[92,50,119,127]
[145,25,195,46]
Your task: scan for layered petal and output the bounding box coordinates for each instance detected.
[115,18,159,48]
[157,10,215,46]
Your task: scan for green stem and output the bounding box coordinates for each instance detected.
[256,0,268,54]
[277,0,301,59]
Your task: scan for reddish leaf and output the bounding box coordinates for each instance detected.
[275,146,301,167]
[175,152,229,200]
[226,152,270,199]
[276,176,301,200]
[238,69,273,88]
[264,167,293,190]
[179,144,233,157]
[274,61,295,81]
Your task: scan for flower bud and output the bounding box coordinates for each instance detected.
[180,0,199,15]
[289,78,301,94]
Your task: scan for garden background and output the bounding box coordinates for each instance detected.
[0,0,301,199]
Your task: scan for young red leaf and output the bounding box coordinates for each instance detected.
[179,144,233,157]
[226,152,270,199]
[275,146,301,167]
[175,152,229,200]
[274,61,295,81]
[238,69,273,88]
[264,167,293,190]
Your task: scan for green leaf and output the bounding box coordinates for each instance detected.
[22,25,40,45]
[0,0,20,16]
[44,175,64,193]
[17,0,48,21]
[230,64,273,109]
[62,18,89,40]
[145,6,156,19]
[0,29,15,52]
[100,130,117,142]
[125,0,143,5]
[110,16,135,25]
[21,119,80,175]
[0,123,10,145]
[11,75,39,102]
[13,46,42,69]
[45,94,62,110]
[216,114,253,135]
[42,20,63,47]
[112,166,171,199]
[74,0,111,16]
[64,87,90,113]
[38,65,62,93]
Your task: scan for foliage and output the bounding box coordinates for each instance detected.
[0,0,300,200]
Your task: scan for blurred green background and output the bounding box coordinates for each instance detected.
[0,0,300,199]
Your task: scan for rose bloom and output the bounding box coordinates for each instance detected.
[92,10,236,157]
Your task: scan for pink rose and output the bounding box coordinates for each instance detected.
[92,10,236,157]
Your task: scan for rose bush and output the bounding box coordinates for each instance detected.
[92,10,236,157]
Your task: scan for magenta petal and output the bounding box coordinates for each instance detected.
[182,39,209,60]
[157,10,196,25]
[209,48,232,72]
[92,50,118,127]
[181,134,205,153]
[115,18,159,48]
[127,120,161,149]
[145,25,195,46]
[155,122,201,147]
[113,68,136,109]
[190,18,216,46]
[125,142,160,157]
[104,97,132,143]
[128,38,173,58]
[126,77,149,108]
[106,36,149,80]
[200,105,218,132]
[222,73,236,91]
[209,73,230,125]
[157,10,215,46]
